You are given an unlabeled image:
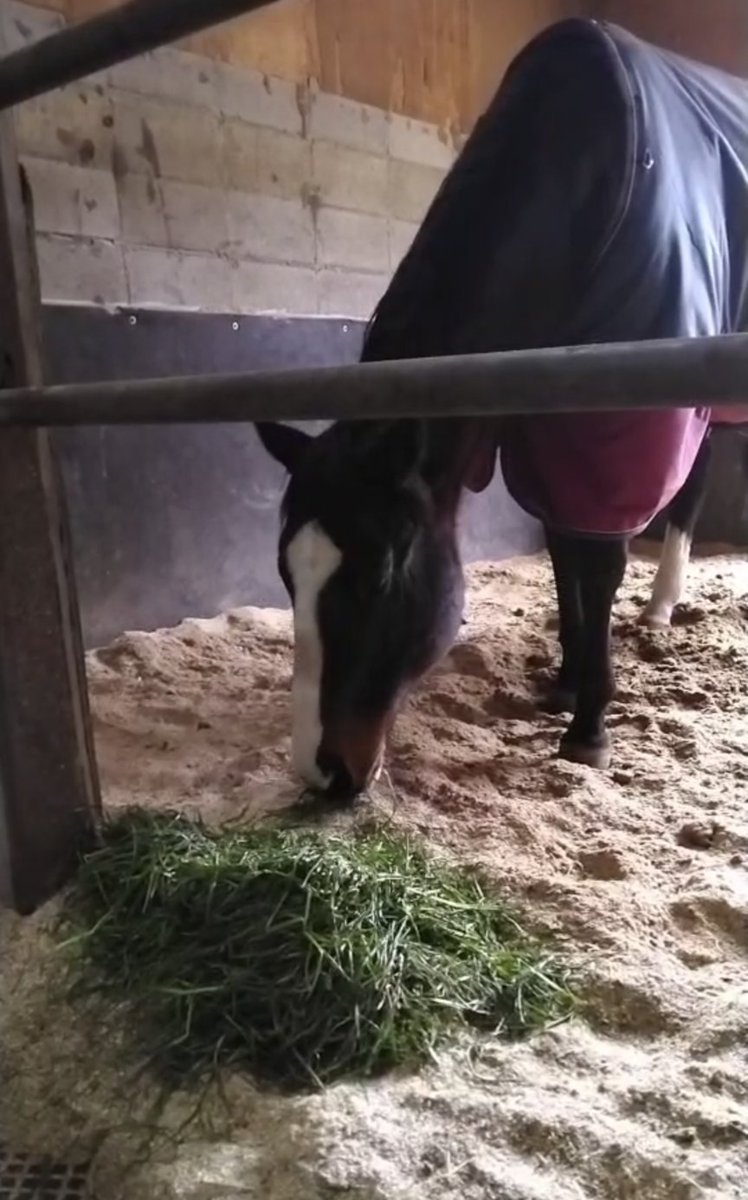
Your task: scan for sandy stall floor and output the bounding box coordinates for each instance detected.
[2,549,748,1199]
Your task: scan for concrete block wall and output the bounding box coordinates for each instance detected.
[1,0,457,318]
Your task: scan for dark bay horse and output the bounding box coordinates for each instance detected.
[257,19,748,795]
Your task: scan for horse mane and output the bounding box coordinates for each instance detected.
[359,19,634,369]
[357,19,628,491]
[359,129,489,365]
[358,108,544,364]
[358,24,554,367]
[355,109,513,493]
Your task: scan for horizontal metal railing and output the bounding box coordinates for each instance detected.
[0,333,742,427]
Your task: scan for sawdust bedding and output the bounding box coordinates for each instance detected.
[2,548,748,1199]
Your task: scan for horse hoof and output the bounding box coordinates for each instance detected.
[539,687,577,715]
[558,736,612,770]
[639,606,671,630]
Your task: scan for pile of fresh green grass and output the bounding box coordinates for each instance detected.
[62,809,575,1090]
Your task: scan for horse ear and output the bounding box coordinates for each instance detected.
[255,422,312,474]
[360,420,426,486]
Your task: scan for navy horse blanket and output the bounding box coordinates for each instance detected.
[362,20,748,535]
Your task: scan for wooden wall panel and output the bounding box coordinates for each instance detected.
[589,0,748,75]
[184,0,317,82]
[313,0,472,133]
[24,0,614,126]
[468,0,582,115]
[63,0,317,80]
[25,0,744,127]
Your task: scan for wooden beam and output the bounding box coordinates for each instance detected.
[0,109,100,915]
[0,0,281,111]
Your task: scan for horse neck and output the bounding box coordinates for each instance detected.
[331,417,478,523]
[422,418,483,515]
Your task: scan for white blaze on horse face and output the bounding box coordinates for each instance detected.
[641,525,690,628]
[286,521,342,787]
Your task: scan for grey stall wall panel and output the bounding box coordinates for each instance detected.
[44,306,364,383]
[42,305,542,647]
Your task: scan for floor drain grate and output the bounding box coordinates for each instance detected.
[0,1144,92,1200]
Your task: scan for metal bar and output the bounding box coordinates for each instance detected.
[0,332,744,427]
[0,0,280,111]
[0,110,100,915]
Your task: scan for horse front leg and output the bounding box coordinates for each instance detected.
[540,528,582,715]
[559,536,627,769]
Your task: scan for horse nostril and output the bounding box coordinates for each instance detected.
[315,748,356,798]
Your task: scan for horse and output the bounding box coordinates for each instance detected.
[257,19,748,797]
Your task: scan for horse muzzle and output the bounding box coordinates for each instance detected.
[313,717,388,799]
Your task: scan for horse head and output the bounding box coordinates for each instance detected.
[257,417,497,796]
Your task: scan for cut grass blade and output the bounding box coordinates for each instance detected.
[61,808,575,1090]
